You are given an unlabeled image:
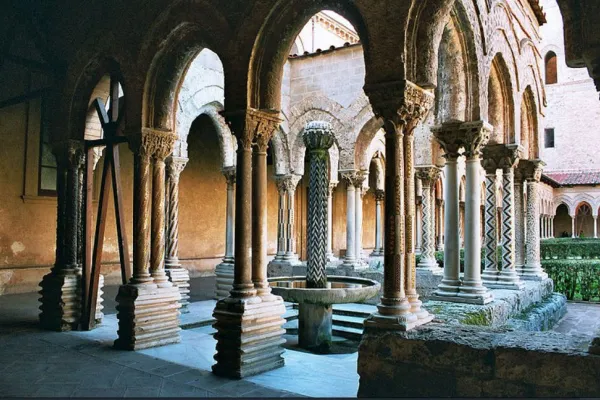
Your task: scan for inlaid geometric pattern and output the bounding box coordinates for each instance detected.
[484,174,498,273]
[501,170,516,272]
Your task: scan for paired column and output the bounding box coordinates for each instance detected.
[268,174,301,274]
[115,128,182,350]
[363,79,434,330]
[341,171,358,268]
[165,157,191,311]
[514,168,526,272]
[213,109,286,378]
[436,199,444,251]
[354,171,368,264]
[214,167,236,298]
[370,190,385,256]
[520,160,548,280]
[459,122,493,304]
[326,183,338,261]
[39,140,86,331]
[481,161,499,287]
[415,166,441,269]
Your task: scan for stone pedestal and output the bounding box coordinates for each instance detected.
[39,269,81,331]
[212,296,286,378]
[214,262,234,298]
[114,283,181,350]
[298,303,333,350]
[165,267,191,310]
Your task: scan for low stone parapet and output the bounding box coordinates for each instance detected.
[358,323,600,397]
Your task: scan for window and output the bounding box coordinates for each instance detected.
[38,98,57,196]
[545,51,558,85]
[544,128,555,148]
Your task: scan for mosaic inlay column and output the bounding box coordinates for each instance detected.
[514,168,526,272]
[215,167,236,298]
[480,159,499,286]
[327,182,338,262]
[165,156,191,311]
[115,128,181,350]
[371,190,385,256]
[363,80,434,330]
[415,166,440,269]
[520,159,548,281]
[213,109,286,378]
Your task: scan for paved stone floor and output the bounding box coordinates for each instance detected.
[552,301,600,336]
[0,277,358,398]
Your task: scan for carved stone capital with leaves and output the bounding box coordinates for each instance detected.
[431,122,464,161]
[275,174,301,194]
[166,157,188,182]
[374,189,385,202]
[129,128,177,160]
[222,108,282,152]
[222,166,236,187]
[481,144,523,174]
[415,165,441,186]
[461,121,493,159]
[518,159,546,182]
[53,139,85,170]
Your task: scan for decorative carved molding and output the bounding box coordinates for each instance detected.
[415,166,441,186]
[222,166,236,187]
[518,159,546,182]
[128,128,177,159]
[481,144,524,173]
[222,108,282,151]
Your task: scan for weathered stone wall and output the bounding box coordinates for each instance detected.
[358,324,600,398]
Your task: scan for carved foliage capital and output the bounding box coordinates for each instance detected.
[53,140,85,170]
[303,121,335,153]
[462,121,493,158]
[364,80,434,134]
[166,156,188,181]
[222,166,236,186]
[129,128,177,160]
[432,120,493,160]
[223,108,282,151]
[374,189,385,202]
[481,144,523,173]
[415,166,441,186]
[518,159,546,182]
[275,174,301,194]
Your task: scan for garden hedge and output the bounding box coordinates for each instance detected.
[541,259,600,301]
[541,238,600,260]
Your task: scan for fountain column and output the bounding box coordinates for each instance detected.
[213,109,286,378]
[363,79,434,330]
[371,190,385,256]
[415,166,440,269]
[431,124,462,299]
[458,121,493,304]
[300,121,335,349]
[165,156,191,311]
[520,160,548,280]
[214,167,236,298]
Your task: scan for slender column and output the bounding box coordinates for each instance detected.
[571,215,576,238]
[514,169,526,270]
[355,172,368,263]
[481,168,499,284]
[252,130,273,297]
[165,157,190,310]
[521,160,548,280]
[214,167,236,298]
[594,216,598,239]
[498,162,524,288]
[274,176,288,261]
[326,183,338,261]
[551,216,555,238]
[131,141,154,285]
[341,172,357,267]
[283,176,301,262]
[363,80,434,330]
[371,190,385,256]
[416,167,440,269]
[150,150,171,286]
[431,125,462,299]
[459,203,465,248]
[416,200,422,254]
[458,122,493,304]
[541,216,546,239]
[436,199,444,251]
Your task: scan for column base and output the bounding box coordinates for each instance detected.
[212,295,286,379]
[298,303,332,351]
[432,278,461,298]
[114,283,181,351]
[267,258,301,277]
[519,264,548,281]
[364,308,433,331]
[166,267,190,313]
[367,255,384,269]
[38,268,105,331]
[215,262,234,299]
[369,249,384,257]
[417,257,439,270]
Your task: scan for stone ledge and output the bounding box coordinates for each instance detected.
[358,323,600,397]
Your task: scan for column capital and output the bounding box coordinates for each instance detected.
[303,121,335,152]
[364,80,434,133]
[222,108,282,151]
[127,127,177,160]
[461,121,493,159]
[222,166,236,186]
[431,121,463,160]
[518,159,546,182]
[340,170,368,188]
[53,139,85,169]
[374,189,385,202]
[166,156,188,180]
[275,174,301,194]
[415,165,441,186]
[481,144,523,173]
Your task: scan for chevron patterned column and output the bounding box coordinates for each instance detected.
[481,170,499,286]
[498,165,524,289]
[415,166,440,269]
[514,169,526,272]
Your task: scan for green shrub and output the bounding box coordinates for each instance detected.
[542,259,600,301]
[541,238,600,260]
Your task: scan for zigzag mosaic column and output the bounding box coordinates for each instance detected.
[213,109,285,378]
[165,156,191,311]
[214,167,236,298]
[363,80,433,330]
[481,166,499,286]
[498,162,524,289]
[416,167,440,269]
[514,168,526,272]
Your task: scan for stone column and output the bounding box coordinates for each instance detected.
[459,203,465,247]
[284,176,301,262]
[39,140,85,331]
[363,79,434,330]
[594,216,598,239]
[431,125,462,299]
[300,121,335,349]
[458,122,493,304]
[541,216,546,239]
[436,199,444,251]
[354,171,368,264]
[551,216,555,238]
[215,167,236,298]
[571,215,576,238]
[115,128,181,350]
[213,109,285,378]
[273,176,288,262]
[415,166,440,269]
[520,160,548,280]
[371,190,385,256]
[326,182,338,262]
[514,168,526,272]
[165,157,191,311]
[341,171,357,268]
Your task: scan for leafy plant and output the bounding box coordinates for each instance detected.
[542,259,600,301]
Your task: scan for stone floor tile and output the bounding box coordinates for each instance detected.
[240,387,295,398]
[216,379,262,396]
[79,365,127,388]
[149,363,193,377]
[185,371,236,391]
[32,383,79,397]
[165,368,205,384]
[126,356,173,372]
[71,387,127,397]
[123,387,161,397]
[159,380,212,397]
[112,368,165,389]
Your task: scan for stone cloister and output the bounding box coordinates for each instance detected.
[1,0,600,397]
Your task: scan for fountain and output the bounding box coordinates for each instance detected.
[269,121,380,351]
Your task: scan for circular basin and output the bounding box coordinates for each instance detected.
[268,275,381,305]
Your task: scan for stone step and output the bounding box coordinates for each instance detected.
[332,325,363,341]
[332,303,376,318]
[332,314,366,329]
[283,313,366,340]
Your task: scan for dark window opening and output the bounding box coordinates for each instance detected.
[38,98,57,196]
[544,128,555,148]
[545,52,558,85]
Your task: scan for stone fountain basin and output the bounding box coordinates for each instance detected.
[268,276,381,305]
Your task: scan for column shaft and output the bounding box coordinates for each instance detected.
[131,153,153,284]
[344,183,356,265]
[437,159,460,294]
[224,176,236,262]
[522,178,547,280]
[498,167,523,287]
[482,172,499,282]
[252,142,270,296]
[514,178,526,269]
[355,186,364,261]
[151,158,169,286]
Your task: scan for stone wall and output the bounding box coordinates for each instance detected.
[358,324,600,397]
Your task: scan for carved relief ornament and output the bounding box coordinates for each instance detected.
[222,108,282,151]
[128,128,177,160]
